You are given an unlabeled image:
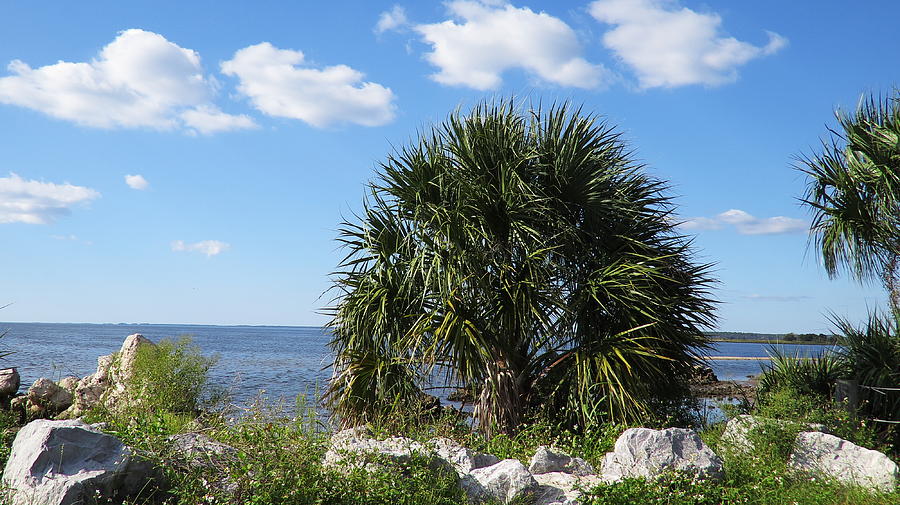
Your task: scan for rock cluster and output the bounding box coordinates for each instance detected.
[322,425,722,504]
[720,415,898,492]
[4,333,156,422]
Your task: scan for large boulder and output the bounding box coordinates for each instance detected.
[789,432,898,493]
[529,446,594,476]
[1,419,159,505]
[465,459,539,504]
[601,427,723,482]
[0,367,20,397]
[430,437,499,476]
[111,333,154,385]
[533,472,604,505]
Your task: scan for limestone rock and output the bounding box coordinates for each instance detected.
[323,427,429,469]
[27,378,73,415]
[601,427,723,482]
[789,431,898,493]
[529,446,594,476]
[430,437,499,476]
[111,333,154,385]
[1,419,159,505]
[721,415,827,455]
[57,376,80,393]
[0,367,20,397]
[533,472,604,505]
[60,334,158,419]
[467,459,539,504]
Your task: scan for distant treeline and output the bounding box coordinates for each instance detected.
[704,331,839,344]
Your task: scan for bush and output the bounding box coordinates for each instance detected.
[127,336,223,415]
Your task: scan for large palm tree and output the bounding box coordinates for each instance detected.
[325,101,717,435]
[798,92,900,311]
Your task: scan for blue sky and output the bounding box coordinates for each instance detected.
[0,0,896,332]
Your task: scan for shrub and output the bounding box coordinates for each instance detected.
[127,336,223,415]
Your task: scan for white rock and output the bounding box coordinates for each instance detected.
[1,419,158,505]
[56,376,80,393]
[0,367,20,397]
[601,427,723,482]
[789,431,898,493]
[721,415,826,455]
[529,446,594,476]
[430,437,499,476]
[533,472,604,505]
[323,427,428,469]
[26,378,73,413]
[467,459,539,503]
[111,333,154,385]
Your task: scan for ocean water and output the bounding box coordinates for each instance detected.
[0,322,333,410]
[705,341,834,381]
[0,322,835,410]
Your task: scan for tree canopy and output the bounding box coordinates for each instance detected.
[325,100,717,434]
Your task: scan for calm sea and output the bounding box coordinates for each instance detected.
[0,322,835,409]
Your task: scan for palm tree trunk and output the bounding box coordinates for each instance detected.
[884,254,900,315]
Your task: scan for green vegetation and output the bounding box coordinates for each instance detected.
[798,90,900,312]
[326,99,716,435]
[793,89,900,454]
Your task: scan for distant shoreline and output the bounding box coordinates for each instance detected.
[710,338,837,346]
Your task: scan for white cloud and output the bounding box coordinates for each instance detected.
[0,173,99,224]
[124,174,149,190]
[376,5,409,34]
[180,105,257,134]
[589,0,786,88]
[221,42,396,128]
[0,29,256,133]
[413,1,608,90]
[171,239,230,257]
[680,209,806,235]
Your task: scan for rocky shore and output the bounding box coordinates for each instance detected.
[0,335,895,504]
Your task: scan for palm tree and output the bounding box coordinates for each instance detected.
[798,91,900,312]
[798,91,900,446]
[325,100,717,435]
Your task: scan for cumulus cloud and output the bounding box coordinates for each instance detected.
[221,42,396,128]
[413,1,608,90]
[171,239,230,257]
[0,29,256,133]
[180,105,257,134]
[124,174,149,190]
[589,0,786,88]
[376,5,409,34]
[680,209,806,235]
[0,173,99,224]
